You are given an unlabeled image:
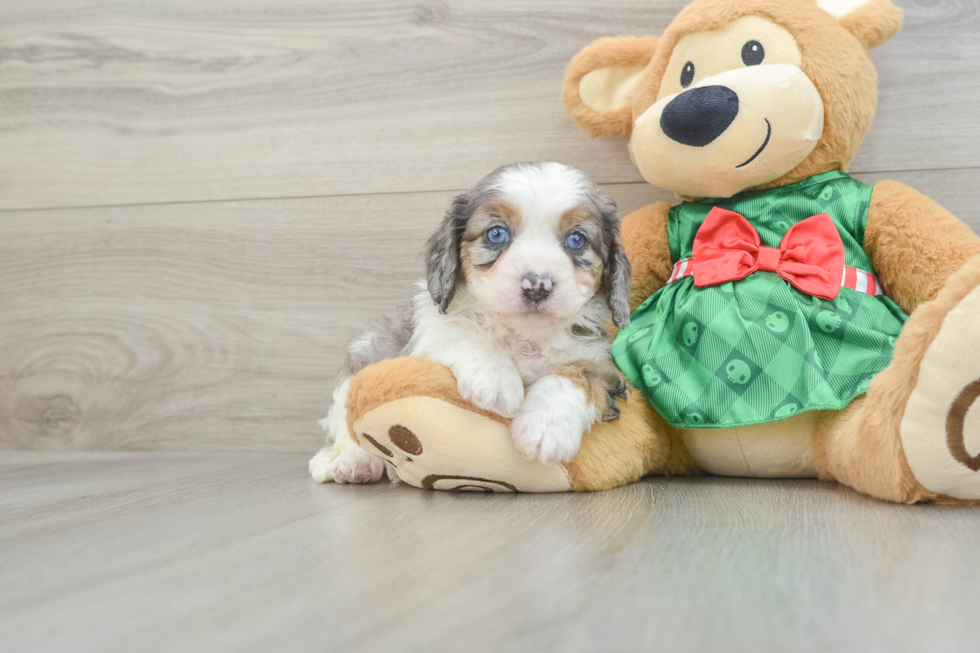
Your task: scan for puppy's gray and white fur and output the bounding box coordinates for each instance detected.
[310,162,632,484]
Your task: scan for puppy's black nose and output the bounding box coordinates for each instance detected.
[522,274,553,303]
[660,85,739,147]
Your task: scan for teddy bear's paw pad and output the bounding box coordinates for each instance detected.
[420,475,518,492]
[351,395,572,493]
[901,284,980,500]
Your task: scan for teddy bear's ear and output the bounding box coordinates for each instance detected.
[562,36,659,138]
[816,0,903,50]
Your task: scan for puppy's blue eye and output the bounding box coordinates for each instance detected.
[566,232,586,250]
[486,226,509,245]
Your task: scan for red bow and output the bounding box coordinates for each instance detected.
[692,207,845,300]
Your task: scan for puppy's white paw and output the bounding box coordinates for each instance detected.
[511,376,596,464]
[455,361,525,418]
[309,446,338,483]
[331,446,386,484]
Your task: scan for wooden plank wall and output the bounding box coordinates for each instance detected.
[1,0,978,452]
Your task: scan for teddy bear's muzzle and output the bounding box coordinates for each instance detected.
[660,85,739,148]
[631,64,823,199]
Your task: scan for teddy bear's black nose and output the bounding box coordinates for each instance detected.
[660,85,739,147]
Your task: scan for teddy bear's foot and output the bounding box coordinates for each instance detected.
[816,255,980,504]
[345,357,572,492]
[899,255,980,503]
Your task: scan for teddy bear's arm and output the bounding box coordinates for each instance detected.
[864,181,980,314]
[621,202,674,311]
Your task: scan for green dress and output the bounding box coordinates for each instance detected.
[613,171,909,429]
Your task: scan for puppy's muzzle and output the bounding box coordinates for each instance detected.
[521,274,554,304]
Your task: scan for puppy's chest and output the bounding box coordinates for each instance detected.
[497,333,597,383]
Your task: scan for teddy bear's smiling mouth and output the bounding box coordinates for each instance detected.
[736,119,772,168]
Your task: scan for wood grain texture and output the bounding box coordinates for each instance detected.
[0,192,434,452]
[1,170,977,452]
[1,0,979,210]
[1,452,978,653]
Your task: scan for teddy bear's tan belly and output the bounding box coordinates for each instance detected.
[680,411,827,478]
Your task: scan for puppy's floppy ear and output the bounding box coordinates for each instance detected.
[598,198,633,328]
[562,35,659,138]
[423,192,469,313]
[816,0,903,49]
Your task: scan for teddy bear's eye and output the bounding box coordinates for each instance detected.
[741,40,765,66]
[680,61,695,88]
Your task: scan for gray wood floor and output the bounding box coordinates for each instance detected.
[2,1,980,651]
[3,451,980,653]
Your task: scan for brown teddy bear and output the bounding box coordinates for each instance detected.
[343,0,980,503]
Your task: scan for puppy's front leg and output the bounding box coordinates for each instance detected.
[413,328,525,418]
[452,354,525,418]
[512,359,628,464]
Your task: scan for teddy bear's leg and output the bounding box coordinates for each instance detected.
[564,380,697,490]
[345,357,688,492]
[346,357,573,492]
[812,255,980,504]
